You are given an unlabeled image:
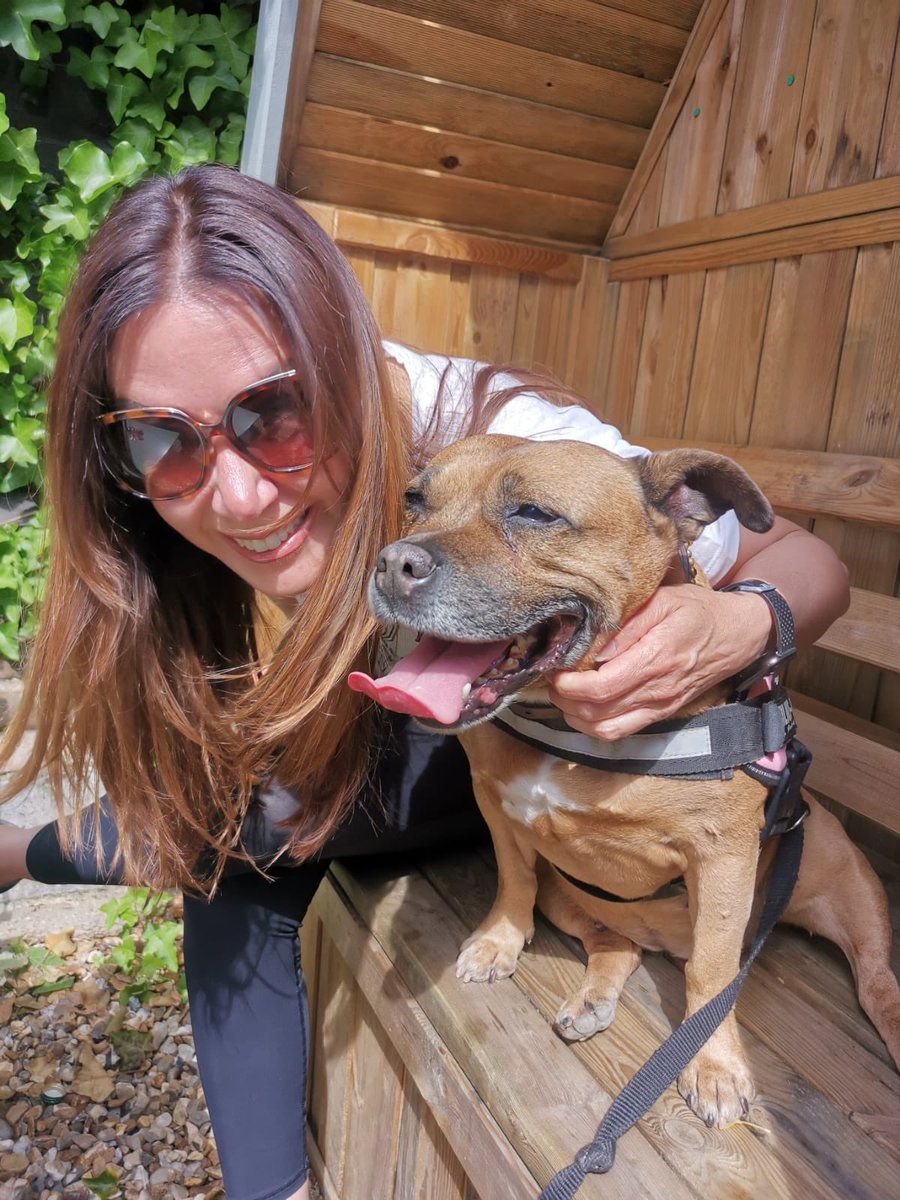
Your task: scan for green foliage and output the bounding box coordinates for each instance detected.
[100,886,186,1006]
[0,509,45,660]
[0,1,256,661]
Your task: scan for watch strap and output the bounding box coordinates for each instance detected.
[721,579,796,694]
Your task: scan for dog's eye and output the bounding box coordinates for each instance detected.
[509,503,564,526]
[404,488,426,514]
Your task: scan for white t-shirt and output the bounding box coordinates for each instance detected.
[383,340,740,584]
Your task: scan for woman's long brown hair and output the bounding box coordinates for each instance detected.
[0,165,589,890]
[0,164,410,891]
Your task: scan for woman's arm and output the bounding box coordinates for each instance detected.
[548,517,850,740]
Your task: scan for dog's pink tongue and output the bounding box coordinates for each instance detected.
[348,634,511,724]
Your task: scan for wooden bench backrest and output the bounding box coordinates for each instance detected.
[642,437,900,837]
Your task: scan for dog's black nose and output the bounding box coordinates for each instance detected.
[375,541,438,600]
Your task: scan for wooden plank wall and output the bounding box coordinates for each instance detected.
[278,0,704,247]
[597,0,900,745]
[299,201,624,428]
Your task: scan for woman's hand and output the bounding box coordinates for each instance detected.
[548,515,850,741]
[548,586,772,741]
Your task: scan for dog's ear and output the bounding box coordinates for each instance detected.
[638,449,773,541]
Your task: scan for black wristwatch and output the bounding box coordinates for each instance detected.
[721,579,796,694]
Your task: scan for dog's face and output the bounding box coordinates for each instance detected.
[349,436,772,732]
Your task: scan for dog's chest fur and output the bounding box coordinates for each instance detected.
[495,756,594,825]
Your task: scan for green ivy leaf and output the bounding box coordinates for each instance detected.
[113,16,173,81]
[217,112,245,166]
[0,950,29,974]
[111,120,156,162]
[106,68,147,127]
[81,1,121,41]
[32,974,77,996]
[0,292,36,351]
[40,191,92,240]
[126,78,171,132]
[0,1,66,61]
[187,59,241,112]
[0,300,17,351]
[67,45,112,90]
[192,7,251,79]
[58,140,115,203]
[82,1167,121,1200]
[0,125,42,209]
[161,116,216,171]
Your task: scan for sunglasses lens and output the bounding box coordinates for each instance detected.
[230,378,314,471]
[106,416,205,499]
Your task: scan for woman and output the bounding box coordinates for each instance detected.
[0,164,849,1200]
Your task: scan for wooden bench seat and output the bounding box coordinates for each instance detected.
[300,844,900,1200]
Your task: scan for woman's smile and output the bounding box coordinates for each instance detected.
[230,504,312,558]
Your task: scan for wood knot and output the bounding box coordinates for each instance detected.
[440,155,460,170]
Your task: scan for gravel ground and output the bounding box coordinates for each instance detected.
[0,895,324,1200]
[0,894,223,1199]
[1,669,322,1200]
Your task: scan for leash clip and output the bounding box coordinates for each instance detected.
[762,738,811,840]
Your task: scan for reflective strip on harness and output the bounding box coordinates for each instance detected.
[494,687,797,781]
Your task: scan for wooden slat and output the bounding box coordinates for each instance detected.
[313,876,540,1199]
[277,0,324,172]
[394,1093,471,1200]
[290,146,615,245]
[607,206,900,280]
[749,249,856,450]
[373,0,690,83]
[308,935,355,1195]
[794,692,900,834]
[607,0,731,237]
[877,27,900,178]
[341,995,405,1197]
[606,177,900,260]
[299,104,631,204]
[316,0,664,127]
[596,0,703,31]
[605,276,649,431]
[422,850,900,1196]
[568,256,616,403]
[655,0,743,227]
[629,271,705,438]
[304,54,648,167]
[332,861,695,1199]
[637,438,900,528]
[817,240,900,724]
[790,0,900,196]
[445,263,520,363]
[682,261,773,443]
[324,207,586,280]
[716,0,816,212]
[816,589,900,674]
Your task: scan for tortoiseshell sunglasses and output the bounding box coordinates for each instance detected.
[97,370,315,501]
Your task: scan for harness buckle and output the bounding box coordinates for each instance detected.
[761,738,812,840]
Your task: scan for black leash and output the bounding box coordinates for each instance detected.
[537,819,805,1200]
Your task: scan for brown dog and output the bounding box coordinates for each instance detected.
[349,435,900,1128]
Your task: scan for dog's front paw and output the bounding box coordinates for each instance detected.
[677,1045,755,1128]
[456,933,522,983]
[554,986,620,1041]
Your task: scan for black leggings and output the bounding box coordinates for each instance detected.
[25,717,485,1200]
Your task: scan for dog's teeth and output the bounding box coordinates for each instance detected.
[461,683,472,700]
